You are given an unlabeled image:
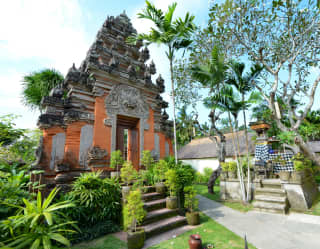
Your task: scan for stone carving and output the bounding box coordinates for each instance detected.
[156,75,165,93]
[79,125,94,167]
[127,64,137,79]
[105,84,149,119]
[139,47,150,62]
[32,136,44,169]
[149,60,156,75]
[87,146,108,165]
[55,163,70,173]
[144,123,150,131]
[144,68,152,85]
[50,133,66,170]
[104,118,112,126]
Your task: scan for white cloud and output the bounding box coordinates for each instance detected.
[0,0,90,74]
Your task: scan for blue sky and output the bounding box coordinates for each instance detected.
[0,0,210,129]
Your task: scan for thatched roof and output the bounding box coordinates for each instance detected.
[178,131,320,160]
[178,130,255,160]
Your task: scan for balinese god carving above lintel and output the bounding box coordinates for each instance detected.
[104,84,149,120]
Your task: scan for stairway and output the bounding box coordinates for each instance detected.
[140,186,187,239]
[253,179,289,214]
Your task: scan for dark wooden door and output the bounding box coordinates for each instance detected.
[116,125,125,158]
[130,128,139,169]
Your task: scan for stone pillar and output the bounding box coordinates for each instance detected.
[111,117,117,152]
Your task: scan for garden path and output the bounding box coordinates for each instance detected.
[198,195,320,249]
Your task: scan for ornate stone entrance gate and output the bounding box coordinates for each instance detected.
[34,12,173,190]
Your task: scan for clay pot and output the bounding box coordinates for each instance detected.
[166,196,178,209]
[111,171,120,178]
[188,234,202,249]
[127,228,145,249]
[155,182,166,194]
[279,171,291,181]
[186,212,200,225]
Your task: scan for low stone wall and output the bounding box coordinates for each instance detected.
[220,177,256,201]
[281,176,319,211]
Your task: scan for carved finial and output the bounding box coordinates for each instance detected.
[156,74,165,93]
[139,47,150,62]
[144,67,152,85]
[49,85,64,98]
[127,64,136,79]
[109,56,119,69]
[72,63,76,70]
[149,60,156,75]
[162,110,169,121]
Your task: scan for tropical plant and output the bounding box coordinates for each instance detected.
[221,162,229,172]
[153,159,168,183]
[1,188,76,249]
[123,190,146,232]
[110,150,124,172]
[0,115,24,146]
[128,1,196,163]
[140,150,154,170]
[228,162,237,172]
[184,186,198,212]
[66,171,121,226]
[120,161,136,186]
[22,69,64,112]
[293,160,305,172]
[164,169,178,197]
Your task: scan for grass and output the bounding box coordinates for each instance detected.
[194,184,254,212]
[148,214,257,249]
[304,193,320,216]
[71,234,126,249]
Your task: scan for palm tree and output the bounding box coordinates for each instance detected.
[227,62,263,201]
[22,69,64,112]
[128,1,196,163]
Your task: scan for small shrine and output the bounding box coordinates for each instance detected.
[33,12,173,190]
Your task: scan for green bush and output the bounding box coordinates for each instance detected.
[123,190,146,232]
[203,167,213,183]
[165,169,179,197]
[110,150,124,172]
[153,159,168,183]
[184,186,199,212]
[1,188,76,249]
[141,150,154,170]
[120,161,136,185]
[221,162,229,172]
[66,171,121,226]
[195,172,205,184]
[228,162,237,172]
[294,160,305,171]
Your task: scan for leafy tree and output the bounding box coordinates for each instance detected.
[0,115,24,146]
[128,1,196,163]
[209,0,320,166]
[22,69,64,112]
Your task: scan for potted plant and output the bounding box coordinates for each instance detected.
[221,162,229,179]
[292,160,305,183]
[141,150,154,170]
[164,169,178,209]
[124,190,146,249]
[110,150,124,178]
[184,186,200,225]
[154,159,167,194]
[121,161,136,200]
[228,161,237,179]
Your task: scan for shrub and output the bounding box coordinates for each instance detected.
[110,150,124,172]
[123,190,146,232]
[141,150,154,170]
[195,172,205,183]
[221,162,229,172]
[1,188,76,249]
[293,160,305,171]
[184,186,199,212]
[165,169,179,197]
[121,161,136,186]
[66,171,121,226]
[203,167,213,183]
[153,160,168,183]
[228,161,237,172]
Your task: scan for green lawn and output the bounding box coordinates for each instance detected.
[194,184,254,212]
[71,235,126,249]
[148,214,256,249]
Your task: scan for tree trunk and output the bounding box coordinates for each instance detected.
[169,57,178,164]
[295,134,320,166]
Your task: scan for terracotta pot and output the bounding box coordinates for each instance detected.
[188,234,202,249]
[166,196,178,209]
[292,171,305,183]
[127,228,145,249]
[111,171,120,178]
[186,212,200,225]
[229,171,237,179]
[122,186,131,201]
[155,182,166,194]
[279,171,291,181]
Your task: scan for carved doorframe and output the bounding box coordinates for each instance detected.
[104,84,149,160]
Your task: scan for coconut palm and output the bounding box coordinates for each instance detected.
[128,1,196,163]
[22,69,64,112]
[227,62,263,201]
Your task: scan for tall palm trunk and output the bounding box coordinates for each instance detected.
[242,93,251,202]
[227,112,246,202]
[169,54,178,164]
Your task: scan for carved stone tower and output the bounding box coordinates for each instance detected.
[35,12,173,190]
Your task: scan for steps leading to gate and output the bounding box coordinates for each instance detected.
[254,179,289,214]
[140,191,187,239]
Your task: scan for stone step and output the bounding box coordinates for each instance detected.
[143,215,187,239]
[142,208,178,225]
[253,200,287,214]
[255,194,287,204]
[255,187,286,197]
[142,192,165,202]
[144,198,166,212]
[261,179,282,189]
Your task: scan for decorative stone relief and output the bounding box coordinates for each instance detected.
[79,125,94,167]
[32,136,44,169]
[50,133,66,170]
[144,123,150,131]
[87,146,108,166]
